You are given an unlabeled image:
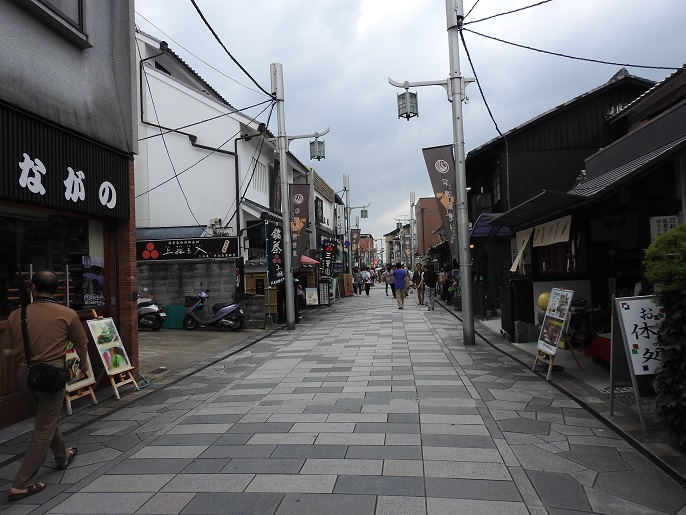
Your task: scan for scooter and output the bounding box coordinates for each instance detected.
[137,295,166,331]
[183,288,245,331]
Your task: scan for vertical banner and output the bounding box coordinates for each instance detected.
[320,239,336,278]
[350,229,361,261]
[402,234,412,264]
[234,256,245,296]
[269,160,282,213]
[290,183,310,267]
[422,145,459,261]
[267,222,285,286]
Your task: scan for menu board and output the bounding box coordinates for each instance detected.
[87,318,133,375]
[537,288,574,356]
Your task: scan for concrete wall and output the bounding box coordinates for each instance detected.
[0,0,137,154]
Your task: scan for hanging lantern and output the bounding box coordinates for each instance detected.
[310,139,325,160]
[397,90,418,121]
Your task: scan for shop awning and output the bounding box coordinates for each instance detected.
[488,191,587,228]
[299,255,320,265]
[136,226,205,240]
[470,213,512,240]
[568,135,686,198]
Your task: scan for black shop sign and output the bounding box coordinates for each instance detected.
[137,237,239,261]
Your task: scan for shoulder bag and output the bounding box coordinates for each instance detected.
[21,304,70,393]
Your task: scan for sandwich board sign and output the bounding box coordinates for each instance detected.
[611,295,665,435]
[532,288,574,380]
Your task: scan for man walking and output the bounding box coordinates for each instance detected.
[393,262,408,309]
[2,270,89,501]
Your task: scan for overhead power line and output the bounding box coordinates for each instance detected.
[463,28,679,70]
[135,11,267,97]
[464,0,553,24]
[189,0,273,97]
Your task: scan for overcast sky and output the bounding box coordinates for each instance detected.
[135,0,685,242]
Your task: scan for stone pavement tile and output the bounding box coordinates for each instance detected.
[250,405,307,414]
[131,446,208,459]
[221,458,304,474]
[247,433,318,445]
[418,406,478,415]
[245,474,336,493]
[300,458,382,475]
[424,461,511,480]
[527,470,591,511]
[161,473,254,493]
[354,423,420,434]
[558,449,633,472]
[510,444,587,473]
[334,475,425,496]
[166,423,235,434]
[384,433,421,446]
[109,458,192,475]
[81,473,175,492]
[420,424,490,436]
[315,433,385,446]
[326,413,387,423]
[228,422,294,433]
[266,414,329,423]
[509,466,544,507]
[419,414,483,424]
[387,413,419,423]
[497,417,551,434]
[566,435,633,449]
[426,498,529,515]
[182,459,230,473]
[424,477,522,501]
[346,445,422,460]
[178,492,283,515]
[361,405,418,414]
[269,444,348,459]
[592,469,686,513]
[136,492,195,514]
[304,405,362,414]
[212,433,254,445]
[422,446,503,463]
[152,434,222,446]
[179,414,243,424]
[383,459,424,476]
[48,492,154,514]
[375,495,427,515]
[276,493,377,515]
[199,445,276,459]
[421,434,496,449]
[585,485,674,515]
[290,422,356,433]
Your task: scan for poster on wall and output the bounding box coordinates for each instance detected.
[87,318,133,375]
[82,256,105,307]
[536,288,574,356]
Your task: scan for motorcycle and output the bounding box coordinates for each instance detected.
[183,288,245,331]
[137,295,166,331]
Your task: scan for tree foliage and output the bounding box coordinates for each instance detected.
[644,224,686,444]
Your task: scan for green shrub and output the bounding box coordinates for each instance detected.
[644,224,686,444]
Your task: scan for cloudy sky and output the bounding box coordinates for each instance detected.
[135,0,685,241]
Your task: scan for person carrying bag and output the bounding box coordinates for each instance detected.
[2,270,89,501]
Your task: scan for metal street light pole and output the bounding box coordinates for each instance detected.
[388,0,475,346]
[271,63,330,330]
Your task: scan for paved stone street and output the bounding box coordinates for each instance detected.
[2,286,686,514]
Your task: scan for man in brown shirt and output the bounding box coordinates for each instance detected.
[2,270,89,501]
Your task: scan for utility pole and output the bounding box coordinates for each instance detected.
[388,0,475,345]
[271,63,329,330]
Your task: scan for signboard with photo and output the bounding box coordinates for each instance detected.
[87,318,133,375]
[536,288,574,356]
[65,342,96,391]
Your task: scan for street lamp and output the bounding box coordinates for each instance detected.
[387,0,475,346]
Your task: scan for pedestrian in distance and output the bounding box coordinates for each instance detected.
[384,264,396,298]
[2,270,88,501]
[413,263,424,306]
[353,267,364,295]
[420,263,438,311]
[363,267,372,296]
[393,262,408,309]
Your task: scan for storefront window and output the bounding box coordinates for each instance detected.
[0,207,105,319]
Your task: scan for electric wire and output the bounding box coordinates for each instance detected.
[138,40,203,228]
[464,0,553,24]
[189,0,273,97]
[459,28,511,208]
[138,99,273,142]
[463,27,679,70]
[221,103,276,228]
[135,11,267,98]
[134,101,273,198]
[464,0,483,20]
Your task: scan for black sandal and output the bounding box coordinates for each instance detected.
[57,447,78,470]
[8,482,46,501]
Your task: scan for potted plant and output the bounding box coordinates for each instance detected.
[644,224,686,444]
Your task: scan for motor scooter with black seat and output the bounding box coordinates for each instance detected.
[183,287,245,331]
[137,294,166,331]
